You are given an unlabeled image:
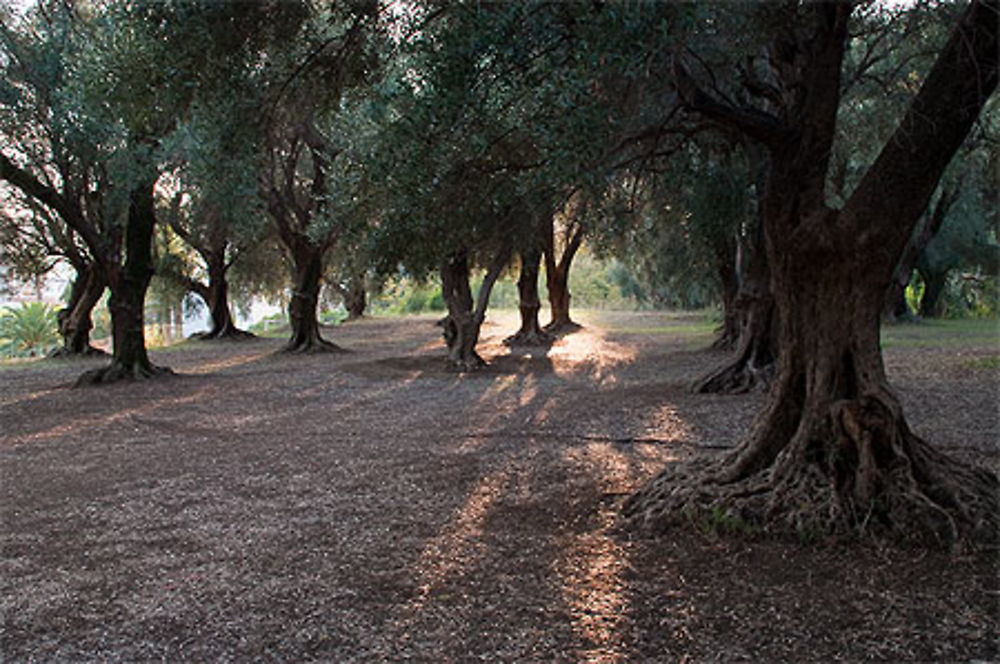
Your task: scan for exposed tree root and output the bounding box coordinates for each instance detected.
[447,353,487,372]
[281,337,346,354]
[623,397,998,549]
[75,362,174,387]
[503,329,555,347]
[543,320,582,337]
[710,329,739,352]
[190,327,256,342]
[692,356,773,394]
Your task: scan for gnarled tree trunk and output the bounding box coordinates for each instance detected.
[695,213,775,394]
[190,250,253,340]
[78,181,171,385]
[505,248,553,347]
[627,0,998,546]
[711,244,741,351]
[285,245,341,353]
[917,267,948,318]
[440,243,510,370]
[344,274,367,321]
[53,262,106,357]
[542,212,583,334]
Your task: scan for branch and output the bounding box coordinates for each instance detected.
[473,238,512,325]
[672,56,791,147]
[0,151,103,254]
[845,0,999,248]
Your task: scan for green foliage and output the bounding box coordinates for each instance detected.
[939,270,999,319]
[371,275,447,315]
[249,312,288,336]
[0,302,60,357]
[960,355,999,372]
[319,308,348,326]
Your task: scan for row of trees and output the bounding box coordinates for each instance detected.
[1,0,996,545]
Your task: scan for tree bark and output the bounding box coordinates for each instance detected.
[77,181,171,385]
[627,0,998,545]
[711,244,741,351]
[543,215,583,334]
[284,245,342,353]
[917,268,948,318]
[52,262,106,357]
[344,274,367,321]
[189,249,253,340]
[440,251,481,370]
[695,203,775,394]
[440,243,510,370]
[505,248,553,346]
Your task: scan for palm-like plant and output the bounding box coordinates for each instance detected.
[0,302,60,357]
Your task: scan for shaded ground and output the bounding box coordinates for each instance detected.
[1,311,997,662]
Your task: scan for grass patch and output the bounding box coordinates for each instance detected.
[959,355,1000,371]
[881,318,999,349]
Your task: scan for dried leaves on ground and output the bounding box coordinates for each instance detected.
[1,312,997,662]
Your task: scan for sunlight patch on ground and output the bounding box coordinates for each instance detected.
[400,467,510,616]
[2,388,211,448]
[547,328,638,383]
[555,443,635,663]
[554,439,683,662]
[641,403,694,443]
[186,350,272,375]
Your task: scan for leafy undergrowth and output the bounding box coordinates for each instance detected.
[1,311,996,661]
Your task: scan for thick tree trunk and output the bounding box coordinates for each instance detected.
[883,277,914,322]
[629,212,998,546]
[694,217,775,393]
[77,182,171,385]
[627,0,998,546]
[505,248,553,347]
[440,244,510,370]
[191,253,253,340]
[440,251,482,370]
[711,245,741,351]
[542,216,583,335]
[284,246,341,353]
[52,263,106,357]
[344,274,367,321]
[545,267,577,333]
[917,268,948,318]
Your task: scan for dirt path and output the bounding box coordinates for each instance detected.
[1,312,997,661]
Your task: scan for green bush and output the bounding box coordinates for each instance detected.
[0,302,61,357]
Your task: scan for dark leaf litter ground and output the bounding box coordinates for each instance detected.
[1,311,997,662]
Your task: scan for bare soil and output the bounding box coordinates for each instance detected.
[1,311,997,662]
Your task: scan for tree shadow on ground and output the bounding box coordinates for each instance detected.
[0,314,995,662]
